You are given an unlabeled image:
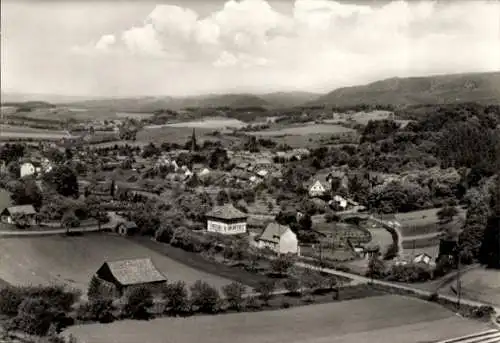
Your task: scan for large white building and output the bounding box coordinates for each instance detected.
[205,203,247,235]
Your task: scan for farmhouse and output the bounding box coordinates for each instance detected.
[20,162,40,178]
[94,258,167,296]
[206,203,247,235]
[0,205,37,225]
[257,223,300,255]
[308,179,330,198]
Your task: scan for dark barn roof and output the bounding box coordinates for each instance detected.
[97,258,166,287]
[206,203,247,220]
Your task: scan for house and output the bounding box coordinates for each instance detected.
[256,169,268,178]
[20,162,40,178]
[94,258,167,296]
[413,253,432,265]
[309,180,329,197]
[0,205,37,225]
[257,223,300,255]
[198,168,210,177]
[205,203,247,235]
[330,195,348,210]
[115,221,138,236]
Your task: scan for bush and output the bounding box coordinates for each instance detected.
[76,297,115,323]
[121,286,154,320]
[190,280,220,314]
[0,286,25,317]
[270,254,295,277]
[162,281,189,316]
[283,277,301,296]
[387,264,433,283]
[472,305,494,319]
[244,296,262,311]
[255,280,275,305]
[222,282,246,311]
[12,297,73,336]
[155,225,175,244]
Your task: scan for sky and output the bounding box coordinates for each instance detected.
[1,0,500,97]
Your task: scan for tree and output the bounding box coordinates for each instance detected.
[270,255,294,277]
[43,166,79,198]
[255,280,275,305]
[10,179,42,209]
[283,277,301,295]
[298,213,312,231]
[122,286,153,320]
[162,281,189,316]
[301,268,324,294]
[216,190,229,206]
[87,276,102,301]
[458,197,489,262]
[222,282,246,311]
[190,280,220,314]
[13,297,59,335]
[366,256,386,279]
[77,297,115,323]
[478,215,500,269]
[61,211,80,235]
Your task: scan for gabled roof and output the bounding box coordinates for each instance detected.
[258,223,293,244]
[206,203,247,220]
[2,205,37,215]
[100,258,166,286]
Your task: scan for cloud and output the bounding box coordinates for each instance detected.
[77,0,500,85]
[95,34,116,51]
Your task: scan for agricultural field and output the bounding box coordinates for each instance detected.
[443,268,500,307]
[137,125,242,148]
[0,234,235,292]
[150,117,246,129]
[65,295,490,343]
[395,207,467,238]
[245,123,358,148]
[248,123,355,136]
[325,110,413,127]
[0,124,72,140]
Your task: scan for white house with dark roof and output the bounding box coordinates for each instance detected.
[205,203,247,235]
[257,222,300,255]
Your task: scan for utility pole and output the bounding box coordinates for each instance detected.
[456,246,462,311]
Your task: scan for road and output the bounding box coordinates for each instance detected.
[294,260,500,316]
[0,211,123,237]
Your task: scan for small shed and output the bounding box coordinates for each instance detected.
[115,221,138,236]
[0,205,37,225]
[95,258,167,295]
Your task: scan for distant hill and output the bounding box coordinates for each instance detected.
[310,71,500,107]
[52,92,320,112]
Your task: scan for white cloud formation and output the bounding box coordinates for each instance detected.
[95,34,116,51]
[77,0,500,90]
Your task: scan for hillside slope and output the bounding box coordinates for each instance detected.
[311,71,500,107]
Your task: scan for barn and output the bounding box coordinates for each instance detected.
[94,258,167,296]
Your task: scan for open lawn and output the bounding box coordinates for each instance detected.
[395,207,467,238]
[66,295,490,343]
[0,234,235,292]
[443,268,500,307]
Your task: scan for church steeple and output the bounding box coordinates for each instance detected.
[190,128,197,152]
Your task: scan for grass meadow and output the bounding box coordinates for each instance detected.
[65,294,489,343]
